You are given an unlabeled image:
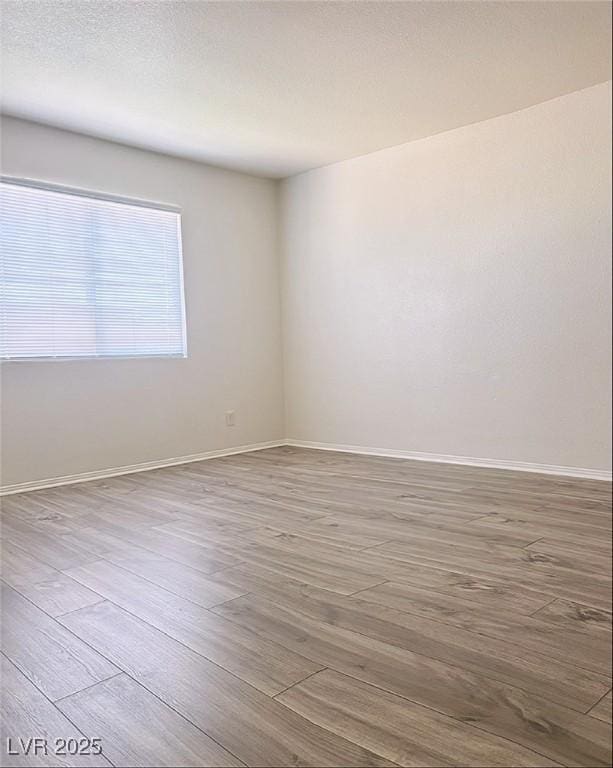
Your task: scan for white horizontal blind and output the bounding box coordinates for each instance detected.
[0,179,186,360]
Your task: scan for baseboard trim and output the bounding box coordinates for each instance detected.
[2,437,610,495]
[0,440,286,496]
[285,439,613,481]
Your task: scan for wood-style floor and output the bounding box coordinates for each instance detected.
[1,446,611,768]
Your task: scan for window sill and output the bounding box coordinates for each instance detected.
[1,353,188,363]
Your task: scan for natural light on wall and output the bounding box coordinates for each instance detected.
[0,178,187,360]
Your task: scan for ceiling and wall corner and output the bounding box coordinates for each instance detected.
[1,0,611,178]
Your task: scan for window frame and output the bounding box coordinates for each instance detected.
[0,176,188,362]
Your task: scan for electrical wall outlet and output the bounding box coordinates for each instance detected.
[225,410,235,427]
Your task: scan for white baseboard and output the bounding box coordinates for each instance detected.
[0,440,286,496]
[285,439,613,481]
[2,436,610,495]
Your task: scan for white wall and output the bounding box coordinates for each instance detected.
[1,117,284,486]
[280,82,612,472]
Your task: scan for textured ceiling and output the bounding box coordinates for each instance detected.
[1,1,611,178]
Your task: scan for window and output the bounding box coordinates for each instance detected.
[0,178,187,360]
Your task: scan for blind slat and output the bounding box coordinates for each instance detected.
[0,181,187,360]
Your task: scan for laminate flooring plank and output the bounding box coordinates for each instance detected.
[56,673,243,767]
[210,562,323,596]
[150,519,256,549]
[99,543,249,608]
[240,520,527,555]
[242,521,402,551]
[276,668,560,768]
[467,513,612,552]
[125,526,242,574]
[194,488,330,525]
[223,480,480,523]
[289,513,540,549]
[531,598,612,635]
[462,489,612,523]
[1,540,57,588]
[65,519,241,574]
[227,536,559,613]
[58,601,395,767]
[351,576,552,621]
[0,655,111,768]
[222,541,386,595]
[372,537,611,580]
[363,561,554,615]
[1,505,75,536]
[154,497,262,534]
[1,488,105,520]
[65,529,159,558]
[72,498,182,530]
[369,539,613,610]
[12,574,103,617]
[151,473,329,526]
[525,537,613,561]
[181,462,479,521]
[212,593,612,766]
[1,524,98,571]
[211,579,610,710]
[181,481,336,523]
[1,584,118,701]
[63,559,323,695]
[589,691,613,724]
[353,581,612,675]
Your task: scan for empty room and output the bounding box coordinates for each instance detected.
[0,1,611,767]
